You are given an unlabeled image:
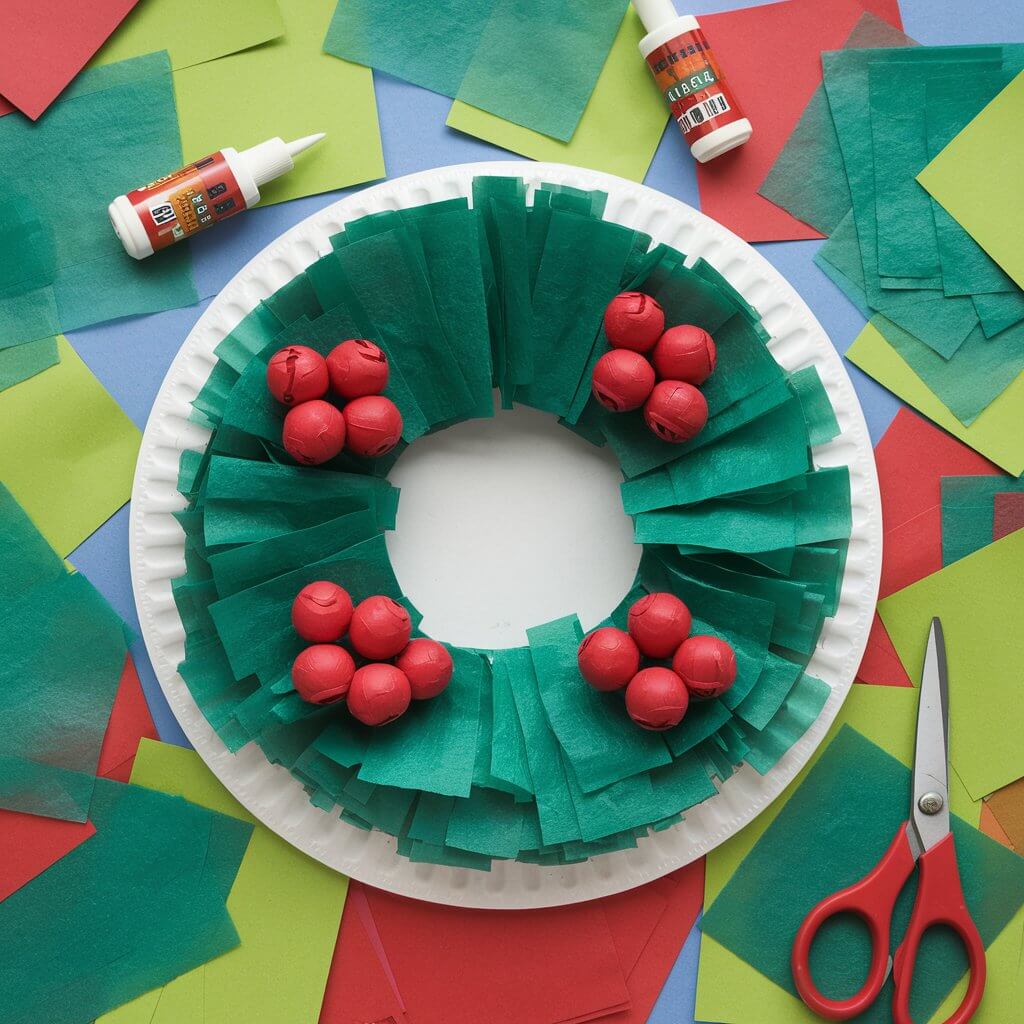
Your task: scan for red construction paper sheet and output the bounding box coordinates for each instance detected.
[993,492,1024,542]
[695,0,903,243]
[0,0,140,120]
[857,409,1000,687]
[0,654,157,903]
[321,861,705,1024]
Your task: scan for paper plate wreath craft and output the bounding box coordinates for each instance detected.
[172,176,851,869]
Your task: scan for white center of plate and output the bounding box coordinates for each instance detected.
[385,400,640,649]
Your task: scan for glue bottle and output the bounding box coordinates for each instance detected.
[633,0,751,163]
[109,134,326,259]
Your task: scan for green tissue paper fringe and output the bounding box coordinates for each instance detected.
[170,177,853,867]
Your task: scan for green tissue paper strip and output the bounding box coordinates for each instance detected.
[0,52,197,349]
[0,778,252,1024]
[702,727,1024,1024]
[940,474,1024,567]
[0,336,59,392]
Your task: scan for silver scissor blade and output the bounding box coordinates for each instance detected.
[910,617,951,856]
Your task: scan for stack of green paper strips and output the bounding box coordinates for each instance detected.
[170,176,853,869]
[760,29,1024,472]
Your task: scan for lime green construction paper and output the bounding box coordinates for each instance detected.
[0,53,198,349]
[0,778,251,1024]
[759,14,912,235]
[176,0,383,206]
[453,0,628,143]
[940,475,1024,567]
[873,312,1024,425]
[99,740,347,1024]
[91,0,283,71]
[918,71,1024,293]
[0,335,58,392]
[528,616,670,794]
[870,57,1002,284]
[925,71,1023,297]
[704,727,1024,1024]
[845,320,1024,476]
[0,335,140,556]
[358,648,484,798]
[879,528,1024,800]
[446,9,667,182]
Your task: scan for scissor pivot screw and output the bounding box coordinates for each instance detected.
[918,792,944,815]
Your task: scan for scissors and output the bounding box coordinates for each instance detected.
[791,617,986,1024]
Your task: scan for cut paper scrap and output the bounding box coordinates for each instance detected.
[701,726,1024,1024]
[918,70,1024,293]
[0,336,140,556]
[845,320,1024,476]
[0,570,129,822]
[987,778,1024,852]
[452,0,629,143]
[176,0,384,206]
[0,652,155,903]
[96,655,159,783]
[941,475,1024,567]
[879,528,1024,801]
[694,0,903,243]
[0,812,95,903]
[857,408,999,687]
[0,0,139,119]
[88,0,283,73]
[0,336,59,392]
[994,491,1024,540]
[350,882,633,1024]
[446,8,668,183]
[0,52,198,350]
[758,12,912,236]
[694,681,993,1024]
[98,739,348,1024]
[980,800,1015,852]
[326,0,629,142]
[0,778,251,1024]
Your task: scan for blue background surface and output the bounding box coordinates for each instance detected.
[65,2,1023,1019]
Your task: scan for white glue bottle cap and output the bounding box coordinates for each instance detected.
[238,133,326,188]
[634,0,698,46]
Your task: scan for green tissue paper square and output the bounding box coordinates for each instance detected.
[702,727,1024,1024]
[0,52,198,349]
[0,571,128,821]
[0,336,59,392]
[940,474,1024,567]
[0,778,252,1024]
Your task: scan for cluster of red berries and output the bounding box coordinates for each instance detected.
[290,581,452,726]
[577,592,737,731]
[266,339,403,465]
[591,292,716,444]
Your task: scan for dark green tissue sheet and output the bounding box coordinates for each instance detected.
[702,727,1024,1023]
[940,475,1024,567]
[0,779,252,1024]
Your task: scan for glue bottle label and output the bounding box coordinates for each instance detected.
[125,151,246,251]
[645,28,744,144]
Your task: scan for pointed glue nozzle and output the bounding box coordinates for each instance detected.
[241,132,327,188]
[286,133,326,158]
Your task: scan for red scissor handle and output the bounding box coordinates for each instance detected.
[891,832,986,1024]
[792,824,917,1021]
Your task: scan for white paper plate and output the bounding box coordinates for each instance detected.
[130,161,881,908]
